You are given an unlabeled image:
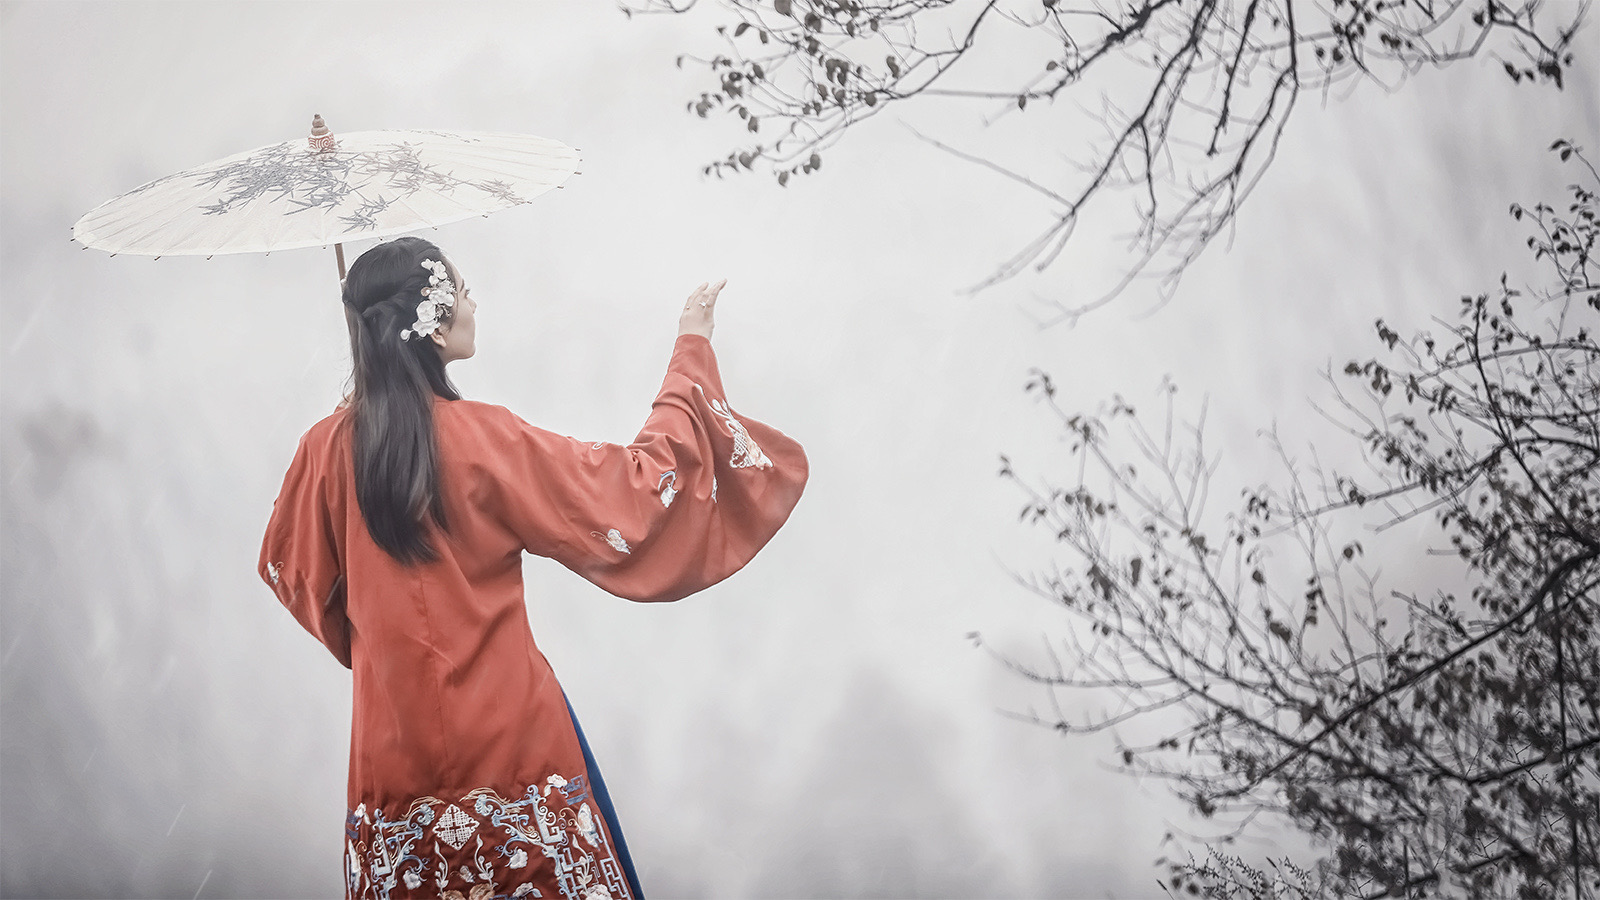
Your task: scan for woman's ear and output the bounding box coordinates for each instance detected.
[430,325,449,350]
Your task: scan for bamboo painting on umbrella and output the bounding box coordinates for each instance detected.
[73,115,583,277]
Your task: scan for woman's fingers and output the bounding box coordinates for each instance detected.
[684,279,726,308]
[678,279,725,340]
[684,281,713,309]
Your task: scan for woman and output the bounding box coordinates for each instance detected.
[259,236,807,900]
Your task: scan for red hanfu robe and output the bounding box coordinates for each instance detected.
[259,334,807,900]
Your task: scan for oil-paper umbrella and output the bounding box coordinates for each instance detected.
[73,115,581,278]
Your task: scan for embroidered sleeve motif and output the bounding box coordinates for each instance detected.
[708,398,773,470]
[590,529,631,555]
[656,471,677,508]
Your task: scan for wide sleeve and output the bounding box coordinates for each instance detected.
[474,333,808,602]
[259,428,351,668]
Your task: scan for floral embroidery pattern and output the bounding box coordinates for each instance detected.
[347,774,631,900]
[591,529,631,555]
[265,561,282,584]
[657,471,677,508]
[708,398,772,470]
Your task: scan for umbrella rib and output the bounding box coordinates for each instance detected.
[85,177,221,254]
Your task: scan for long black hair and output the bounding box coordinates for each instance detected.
[341,236,461,564]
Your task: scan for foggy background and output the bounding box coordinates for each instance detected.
[2,2,1595,897]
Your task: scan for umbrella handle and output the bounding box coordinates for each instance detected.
[335,243,347,282]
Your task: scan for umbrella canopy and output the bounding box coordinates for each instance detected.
[73,116,581,259]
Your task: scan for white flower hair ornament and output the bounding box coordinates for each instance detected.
[399,259,457,342]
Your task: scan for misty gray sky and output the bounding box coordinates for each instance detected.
[3,2,1596,897]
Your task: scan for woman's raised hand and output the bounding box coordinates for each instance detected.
[678,279,724,341]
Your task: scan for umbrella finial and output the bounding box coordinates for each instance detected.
[309,114,336,152]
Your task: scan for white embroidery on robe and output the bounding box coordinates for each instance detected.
[590,441,605,451]
[463,835,495,886]
[581,805,605,848]
[708,398,772,469]
[265,561,282,584]
[347,839,363,895]
[591,529,631,554]
[711,476,717,503]
[434,804,479,850]
[657,471,677,507]
[347,773,626,900]
[432,845,449,891]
